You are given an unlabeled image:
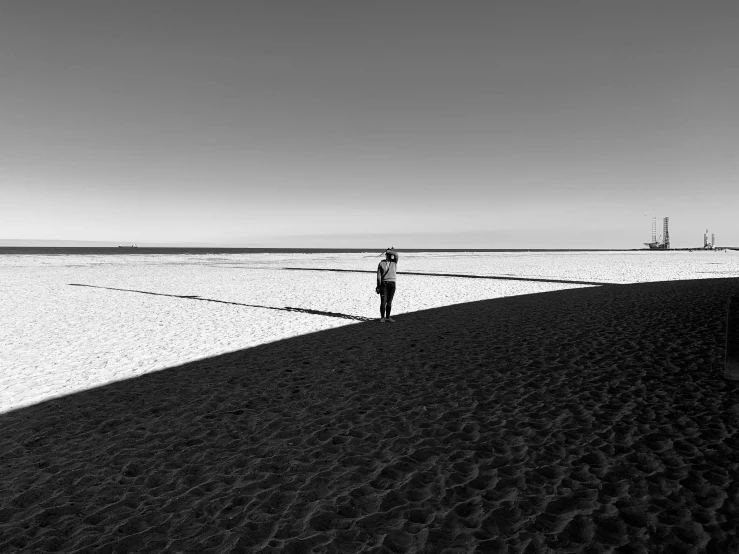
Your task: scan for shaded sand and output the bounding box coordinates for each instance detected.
[2,278,739,552]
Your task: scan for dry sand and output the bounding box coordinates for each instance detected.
[3,251,738,414]
[2,252,739,552]
[1,251,605,413]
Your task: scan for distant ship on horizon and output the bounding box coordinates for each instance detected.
[118,244,138,248]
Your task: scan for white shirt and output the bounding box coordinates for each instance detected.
[378,260,397,282]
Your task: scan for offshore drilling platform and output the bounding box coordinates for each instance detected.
[644,217,670,249]
[642,217,725,250]
[703,230,717,250]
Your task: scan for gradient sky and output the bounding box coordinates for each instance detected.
[1,1,737,248]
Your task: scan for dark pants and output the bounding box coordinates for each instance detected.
[380,281,396,318]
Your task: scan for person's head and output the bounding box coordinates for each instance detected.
[385,248,397,262]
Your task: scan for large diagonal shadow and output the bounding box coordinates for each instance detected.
[283,267,616,286]
[68,283,372,321]
[3,278,738,552]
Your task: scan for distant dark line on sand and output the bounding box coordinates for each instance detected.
[68,284,372,322]
[282,268,615,287]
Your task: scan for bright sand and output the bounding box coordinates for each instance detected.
[1,251,739,552]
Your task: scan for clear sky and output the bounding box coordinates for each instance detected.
[1,1,737,248]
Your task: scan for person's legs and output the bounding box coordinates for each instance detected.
[380,285,387,319]
[385,282,396,320]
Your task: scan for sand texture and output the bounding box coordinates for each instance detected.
[2,276,739,553]
[3,251,739,414]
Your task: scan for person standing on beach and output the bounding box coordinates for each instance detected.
[377,247,398,322]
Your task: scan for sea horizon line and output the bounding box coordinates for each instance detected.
[2,246,735,255]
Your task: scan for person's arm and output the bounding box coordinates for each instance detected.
[377,262,383,287]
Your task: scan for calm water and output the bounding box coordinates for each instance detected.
[0,247,633,256]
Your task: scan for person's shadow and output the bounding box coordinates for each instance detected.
[68,283,373,322]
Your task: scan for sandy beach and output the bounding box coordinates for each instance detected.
[2,251,739,552]
[3,250,737,415]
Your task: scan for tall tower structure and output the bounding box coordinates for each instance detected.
[712,233,716,247]
[705,230,709,248]
[651,217,657,243]
[662,217,670,249]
